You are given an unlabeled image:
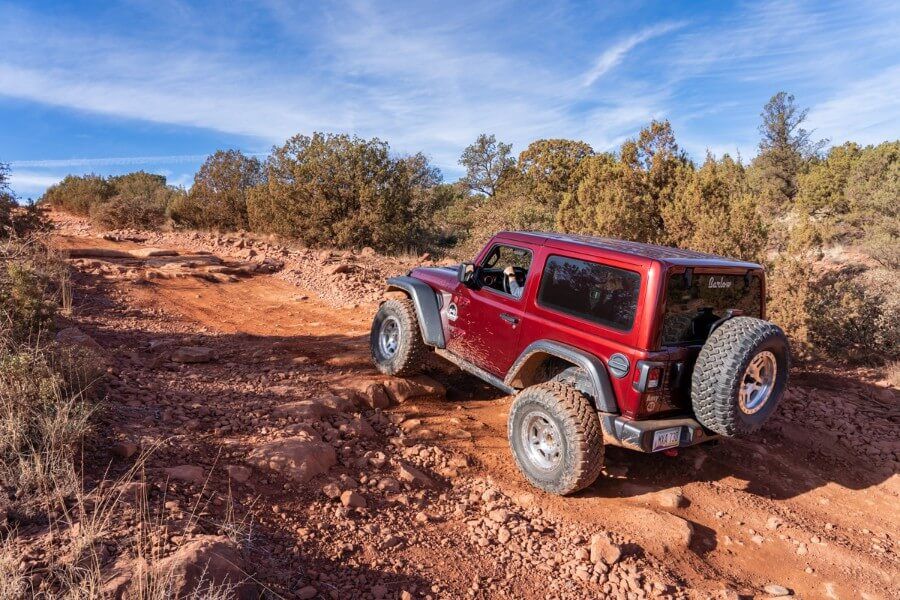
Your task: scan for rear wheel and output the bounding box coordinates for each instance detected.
[370,298,427,376]
[691,317,790,436]
[508,382,604,495]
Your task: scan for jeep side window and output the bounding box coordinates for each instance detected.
[478,244,532,298]
[537,255,640,331]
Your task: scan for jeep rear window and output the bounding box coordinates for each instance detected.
[537,255,640,331]
[661,273,762,345]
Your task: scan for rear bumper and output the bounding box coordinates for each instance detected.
[600,414,717,453]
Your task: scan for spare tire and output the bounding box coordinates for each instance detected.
[691,317,790,436]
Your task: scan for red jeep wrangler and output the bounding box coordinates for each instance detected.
[370,232,790,495]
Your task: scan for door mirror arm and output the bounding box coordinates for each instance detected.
[457,262,481,289]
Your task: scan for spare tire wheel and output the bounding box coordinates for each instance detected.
[691,317,790,436]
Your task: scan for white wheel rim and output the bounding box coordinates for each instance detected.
[521,410,562,471]
[739,350,777,415]
[378,316,401,358]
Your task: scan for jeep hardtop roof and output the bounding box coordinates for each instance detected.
[494,231,762,270]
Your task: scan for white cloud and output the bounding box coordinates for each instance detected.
[7,172,62,197]
[807,65,900,146]
[582,22,684,87]
[10,154,264,169]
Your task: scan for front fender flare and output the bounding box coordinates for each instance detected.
[505,340,618,413]
[385,276,445,348]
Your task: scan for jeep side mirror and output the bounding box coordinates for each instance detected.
[457,262,478,287]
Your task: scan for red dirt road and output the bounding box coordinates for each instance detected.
[53,225,899,599]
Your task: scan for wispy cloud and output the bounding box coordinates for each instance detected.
[807,65,900,145]
[0,0,898,199]
[7,172,63,197]
[10,154,265,169]
[582,22,684,87]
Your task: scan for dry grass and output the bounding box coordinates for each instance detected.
[0,343,103,505]
[0,534,28,600]
[886,361,900,388]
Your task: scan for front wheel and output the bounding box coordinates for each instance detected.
[370,298,427,376]
[508,382,604,495]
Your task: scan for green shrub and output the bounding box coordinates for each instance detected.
[767,258,898,364]
[556,121,688,245]
[247,133,442,252]
[0,239,64,345]
[41,171,183,231]
[169,150,263,231]
[89,172,183,230]
[41,174,114,216]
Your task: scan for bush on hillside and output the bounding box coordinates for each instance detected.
[1,237,65,346]
[844,141,899,269]
[89,171,183,230]
[767,259,898,364]
[41,174,115,216]
[247,133,443,252]
[168,150,264,230]
[663,154,767,262]
[556,121,689,245]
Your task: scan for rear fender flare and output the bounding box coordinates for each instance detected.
[505,340,618,413]
[384,276,445,348]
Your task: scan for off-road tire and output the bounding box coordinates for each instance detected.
[508,381,604,495]
[370,298,427,377]
[691,317,790,436]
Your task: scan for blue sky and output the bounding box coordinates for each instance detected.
[2,0,899,199]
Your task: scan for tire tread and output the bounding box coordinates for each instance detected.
[508,381,604,495]
[691,317,789,436]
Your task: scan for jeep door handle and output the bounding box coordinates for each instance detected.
[499,313,520,326]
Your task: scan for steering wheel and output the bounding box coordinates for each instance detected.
[503,267,527,294]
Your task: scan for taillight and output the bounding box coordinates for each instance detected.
[633,361,666,392]
[646,367,662,389]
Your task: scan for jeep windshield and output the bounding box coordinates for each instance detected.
[660,272,762,346]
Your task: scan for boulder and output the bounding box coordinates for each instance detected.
[151,536,256,599]
[341,490,367,508]
[338,380,392,409]
[165,465,206,484]
[171,346,216,364]
[247,436,336,483]
[110,440,139,460]
[397,463,436,488]
[226,465,252,483]
[383,376,446,404]
[271,401,337,421]
[340,416,376,439]
[589,533,622,566]
[56,327,107,358]
[656,489,689,509]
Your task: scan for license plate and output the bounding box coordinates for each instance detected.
[652,427,681,451]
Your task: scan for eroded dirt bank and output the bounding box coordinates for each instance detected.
[25,213,899,599]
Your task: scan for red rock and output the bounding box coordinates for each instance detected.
[383,376,446,404]
[589,533,622,566]
[151,536,256,599]
[247,436,336,483]
[164,465,205,484]
[171,346,216,364]
[397,463,435,488]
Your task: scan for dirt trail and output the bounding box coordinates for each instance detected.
[50,221,899,600]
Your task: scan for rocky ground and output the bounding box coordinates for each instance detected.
[7,212,897,599]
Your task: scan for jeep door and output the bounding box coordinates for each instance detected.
[446,243,534,376]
